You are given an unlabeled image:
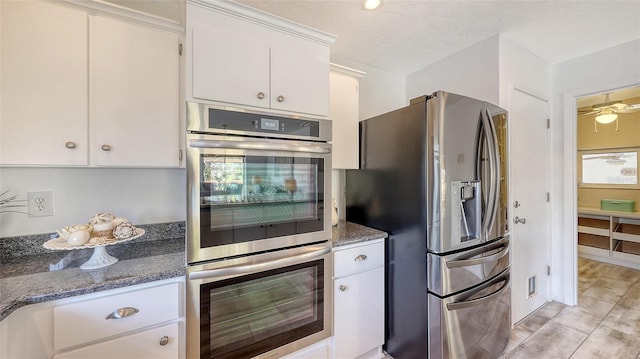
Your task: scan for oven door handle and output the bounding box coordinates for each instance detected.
[189,247,331,280]
[189,139,331,154]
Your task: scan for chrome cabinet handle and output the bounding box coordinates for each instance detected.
[159,336,169,346]
[339,285,347,291]
[354,254,367,261]
[277,95,285,102]
[101,144,112,152]
[257,92,265,99]
[65,141,76,149]
[514,216,526,224]
[105,306,139,320]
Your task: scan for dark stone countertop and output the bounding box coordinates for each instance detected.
[0,237,185,321]
[331,220,388,247]
[0,221,385,322]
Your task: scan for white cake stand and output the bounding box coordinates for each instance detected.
[43,228,145,270]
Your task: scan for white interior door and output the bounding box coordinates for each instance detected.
[510,89,551,324]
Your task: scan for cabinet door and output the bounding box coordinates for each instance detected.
[191,19,270,108]
[330,71,360,169]
[270,35,330,117]
[0,1,88,165]
[281,337,331,359]
[54,322,180,359]
[89,16,180,167]
[334,266,385,359]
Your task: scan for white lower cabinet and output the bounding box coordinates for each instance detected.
[54,322,180,359]
[54,281,180,350]
[0,277,184,359]
[281,337,332,359]
[333,239,385,359]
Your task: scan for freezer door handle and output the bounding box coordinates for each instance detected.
[446,271,510,311]
[445,238,510,269]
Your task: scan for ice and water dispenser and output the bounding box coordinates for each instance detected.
[451,180,481,245]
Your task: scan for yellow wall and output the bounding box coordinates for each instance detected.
[577,99,640,209]
[577,114,640,149]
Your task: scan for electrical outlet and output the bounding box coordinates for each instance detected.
[28,191,53,217]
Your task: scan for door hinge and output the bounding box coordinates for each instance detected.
[546,118,550,129]
[547,265,551,276]
[547,192,550,202]
[178,43,183,56]
[179,149,183,163]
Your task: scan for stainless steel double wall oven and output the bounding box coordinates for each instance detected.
[185,103,333,359]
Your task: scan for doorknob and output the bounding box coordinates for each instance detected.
[514,216,526,224]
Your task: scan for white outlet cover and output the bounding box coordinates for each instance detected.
[27,191,53,217]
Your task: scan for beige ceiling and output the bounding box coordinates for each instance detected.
[237,0,640,75]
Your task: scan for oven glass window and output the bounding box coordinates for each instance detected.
[199,155,325,248]
[200,260,325,359]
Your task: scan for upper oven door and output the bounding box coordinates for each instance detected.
[187,133,332,263]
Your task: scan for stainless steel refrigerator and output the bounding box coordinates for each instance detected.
[346,91,511,359]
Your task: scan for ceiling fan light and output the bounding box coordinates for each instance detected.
[363,0,382,10]
[595,113,617,124]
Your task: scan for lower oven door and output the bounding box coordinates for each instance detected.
[428,268,511,359]
[186,244,333,359]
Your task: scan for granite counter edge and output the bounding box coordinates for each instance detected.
[0,264,186,322]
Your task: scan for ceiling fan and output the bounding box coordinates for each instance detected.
[578,93,640,132]
[578,93,640,117]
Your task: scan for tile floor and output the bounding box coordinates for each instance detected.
[499,257,640,359]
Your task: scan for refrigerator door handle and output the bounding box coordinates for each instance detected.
[445,271,510,311]
[445,239,510,269]
[486,108,501,234]
[477,108,500,237]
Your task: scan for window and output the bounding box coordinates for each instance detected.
[579,148,639,187]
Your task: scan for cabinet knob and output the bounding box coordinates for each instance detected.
[257,92,265,100]
[354,254,368,261]
[101,144,112,152]
[277,95,285,102]
[65,141,77,149]
[339,285,347,291]
[105,306,139,320]
[159,336,169,346]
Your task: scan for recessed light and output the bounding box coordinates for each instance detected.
[363,0,382,10]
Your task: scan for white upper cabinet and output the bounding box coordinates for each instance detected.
[187,1,335,118]
[89,16,180,167]
[0,1,88,166]
[330,65,365,169]
[191,21,270,109]
[270,34,330,116]
[0,1,182,167]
